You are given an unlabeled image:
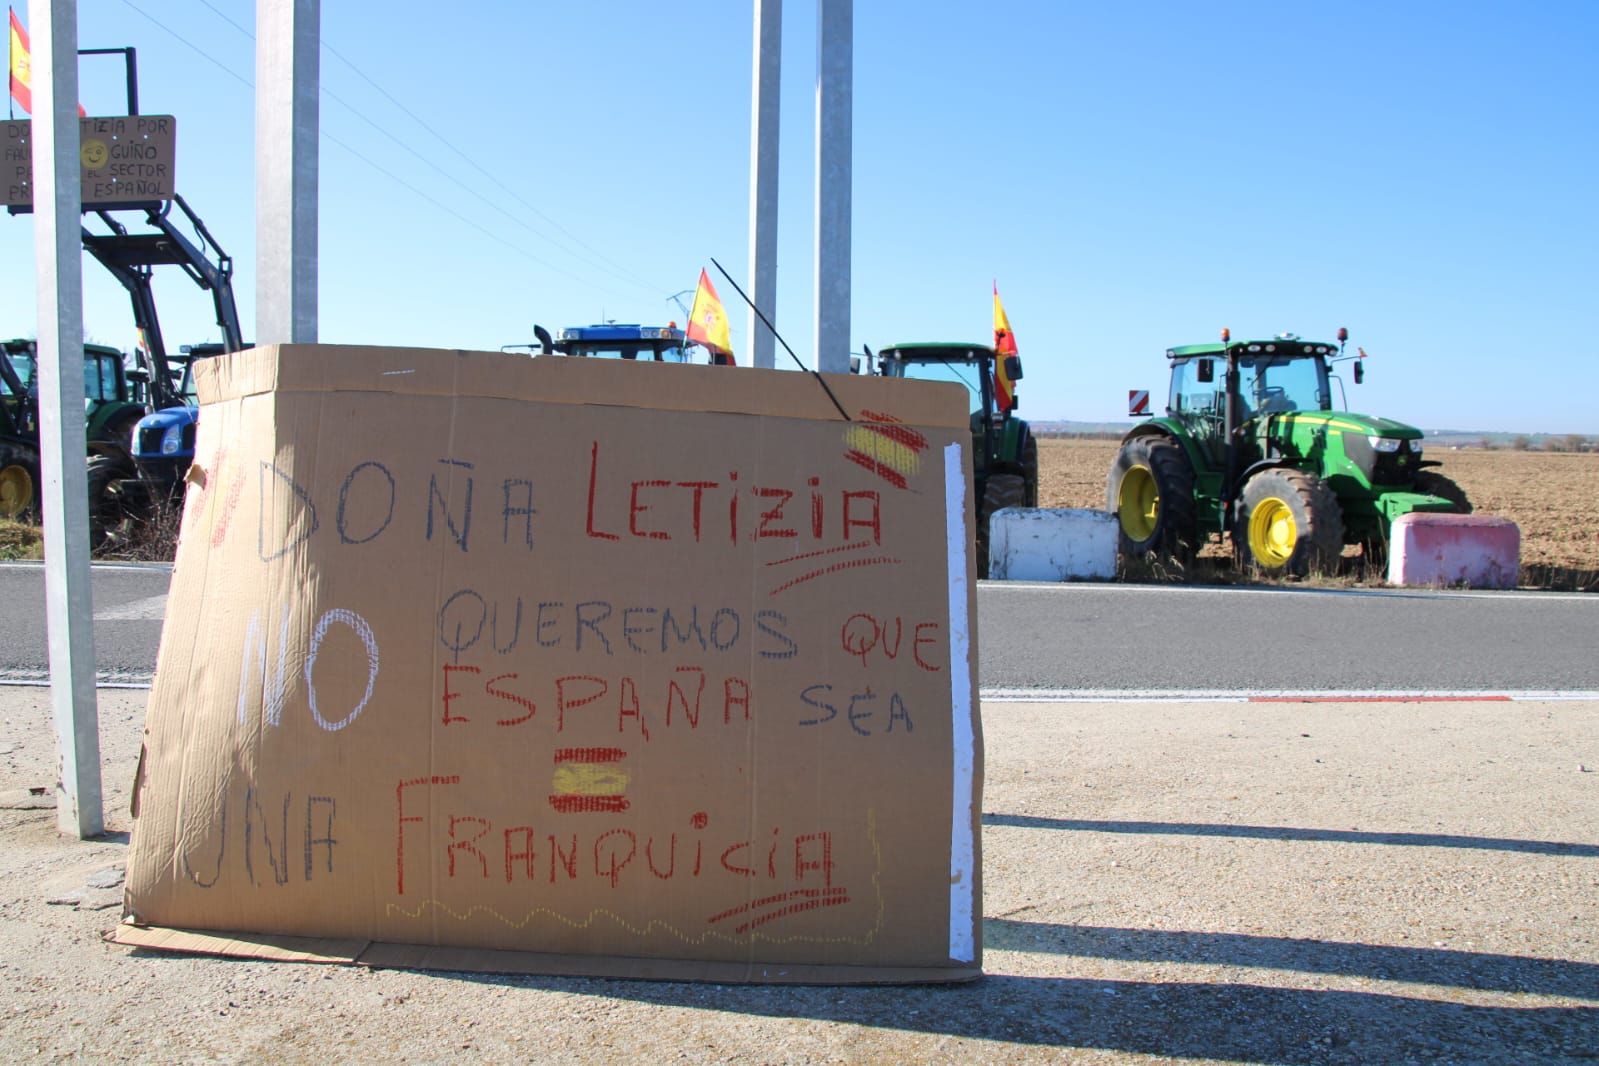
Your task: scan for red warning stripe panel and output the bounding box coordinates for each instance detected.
[1128,389,1151,416]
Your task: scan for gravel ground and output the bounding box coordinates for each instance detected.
[2,688,1596,1064]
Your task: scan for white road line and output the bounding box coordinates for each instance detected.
[981,688,1599,703]
[977,581,1598,602]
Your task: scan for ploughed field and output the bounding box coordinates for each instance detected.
[1036,438,1599,588]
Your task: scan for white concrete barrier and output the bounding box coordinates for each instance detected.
[988,508,1119,581]
[1387,513,1521,589]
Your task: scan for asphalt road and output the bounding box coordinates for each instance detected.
[4,562,1597,694]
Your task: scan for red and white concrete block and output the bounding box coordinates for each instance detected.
[1387,513,1521,589]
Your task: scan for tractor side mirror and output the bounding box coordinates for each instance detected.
[850,354,861,374]
[1197,358,1214,383]
[1354,361,1364,384]
[1003,355,1022,382]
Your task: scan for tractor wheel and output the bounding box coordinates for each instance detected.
[1106,436,1198,561]
[0,442,41,522]
[1412,470,1473,514]
[978,473,1026,578]
[1234,467,1344,577]
[87,454,140,555]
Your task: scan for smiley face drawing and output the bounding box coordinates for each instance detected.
[80,139,109,170]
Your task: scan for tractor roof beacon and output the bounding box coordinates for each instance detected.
[873,342,1036,577]
[1108,329,1471,576]
[524,323,732,365]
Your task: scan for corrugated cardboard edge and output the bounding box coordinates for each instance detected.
[110,923,982,985]
[193,344,971,429]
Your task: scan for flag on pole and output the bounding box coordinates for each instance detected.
[685,268,735,365]
[8,9,84,116]
[992,282,1021,414]
[9,9,33,114]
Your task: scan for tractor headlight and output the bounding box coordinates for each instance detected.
[1368,436,1402,453]
[1408,439,1424,455]
[160,425,183,455]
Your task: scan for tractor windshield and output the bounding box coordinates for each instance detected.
[1239,354,1330,415]
[886,358,984,401]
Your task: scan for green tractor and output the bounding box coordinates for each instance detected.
[872,342,1037,573]
[1108,329,1470,575]
[0,339,148,524]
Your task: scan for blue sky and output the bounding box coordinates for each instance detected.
[3,0,1595,434]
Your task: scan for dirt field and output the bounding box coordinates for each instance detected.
[1039,439,1599,589]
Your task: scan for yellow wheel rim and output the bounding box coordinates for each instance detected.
[1248,497,1297,568]
[0,464,32,519]
[1117,465,1159,541]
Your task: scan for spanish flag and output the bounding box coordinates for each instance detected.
[685,268,735,366]
[548,747,631,814]
[9,9,32,114]
[8,9,84,116]
[992,282,1021,414]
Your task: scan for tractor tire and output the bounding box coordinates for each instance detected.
[0,442,41,523]
[1234,467,1344,577]
[1412,470,1473,514]
[978,473,1026,578]
[1106,436,1198,561]
[87,454,140,555]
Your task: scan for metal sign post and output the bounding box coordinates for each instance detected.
[813,0,852,375]
[255,0,319,345]
[29,0,103,838]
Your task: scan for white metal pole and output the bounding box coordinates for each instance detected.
[813,0,852,374]
[256,0,319,345]
[30,0,104,839]
[747,0,781,370]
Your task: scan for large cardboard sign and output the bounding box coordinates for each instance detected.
[3,114,176,207]
[122,345,983,983]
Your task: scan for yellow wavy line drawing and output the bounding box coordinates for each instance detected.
[385,810,885,947]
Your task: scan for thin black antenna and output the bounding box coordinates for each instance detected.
[709,257,852,422]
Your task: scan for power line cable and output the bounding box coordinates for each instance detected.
[111,0,652,301]
[189,0,664,293]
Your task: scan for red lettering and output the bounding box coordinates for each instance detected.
[754,486,797,538]
[447,815,491,878]
[629,480,672,540]
[585,441,618,540]
[504,827,537,882]
[395,774,459,895]
[842,490,881,543]
[442,664,479,724]
[676,481,718,541]
[721,840,755,877]
[487,673,536,725]
[913,622,943,672]
[795,832,834,888]
[556,675,608,731]
[808,476,823,538]
[666,667,706,728]
[617,676,649,740]
[723,677,750,723]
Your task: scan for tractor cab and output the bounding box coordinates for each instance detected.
[524,323,722,363]
[873,341,1038,573]
[1165,334,1347,470]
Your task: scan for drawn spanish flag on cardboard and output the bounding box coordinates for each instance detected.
[118,345,982,984]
